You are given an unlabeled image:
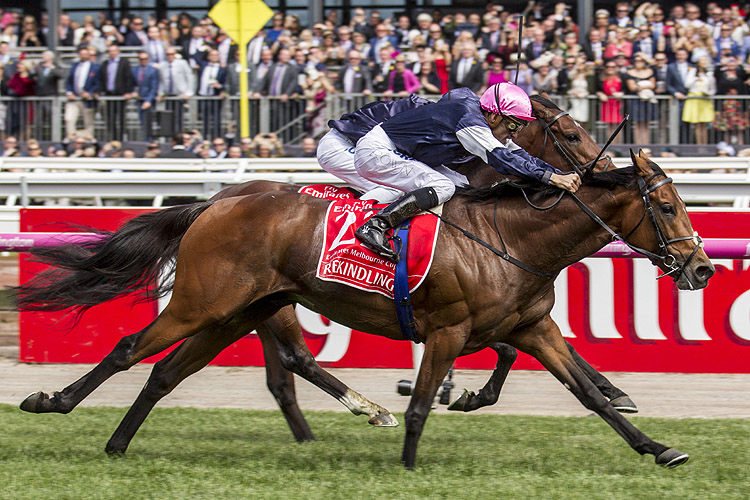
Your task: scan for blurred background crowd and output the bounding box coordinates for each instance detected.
[3,1,750,159]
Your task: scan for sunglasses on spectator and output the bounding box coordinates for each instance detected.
[605,64,617,68]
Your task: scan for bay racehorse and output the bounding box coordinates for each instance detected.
[17,150,713,468]
[19,97,634,453]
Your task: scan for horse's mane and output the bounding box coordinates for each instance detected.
[457,166,639,202]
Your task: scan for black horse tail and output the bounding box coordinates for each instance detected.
[15,201,215,313]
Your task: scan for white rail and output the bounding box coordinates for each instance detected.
[0,157,746,233]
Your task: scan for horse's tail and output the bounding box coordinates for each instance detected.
[15,201,215,313]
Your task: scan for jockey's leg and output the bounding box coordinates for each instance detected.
[353,125,453,261]
[317,129,402,201]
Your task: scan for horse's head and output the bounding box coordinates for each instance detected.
[622,149,714,290]
[514,95,610,175]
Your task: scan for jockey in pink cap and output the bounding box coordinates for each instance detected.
[352,83,581,261]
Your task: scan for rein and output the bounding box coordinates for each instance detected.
[567,172,703,289]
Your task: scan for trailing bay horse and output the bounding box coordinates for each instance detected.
[19,97,634,453]
[17,151,713,468]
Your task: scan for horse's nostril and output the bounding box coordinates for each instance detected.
[696,265,715,281]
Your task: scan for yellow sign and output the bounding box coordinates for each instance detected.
[209,0,273,46]
[209,0,274,138]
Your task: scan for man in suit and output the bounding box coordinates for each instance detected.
[651,52,670,143]
[524,28,550,66]
[371,46,395,93]
[258,47,299,141]
[160,131,198,158]
[336,50,373,94]
[35,50,65,135]
[132,51,160,140]
[182,25,213,70]
[632,25,656,62]
[448,43,484,92]
[145,25,168,65]
[64,46,99,139]
[57,13,75,46]
[666,48,691,143]
[196,48,227,139]
[480,17,503,54]
[368,23,398,64]
[582,29,607,66]
[158,47,195,134]
[123,16,148,46]
[97,44,135,141]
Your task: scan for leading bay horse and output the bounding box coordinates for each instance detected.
[19,97,633,453]
[17,151,713,468]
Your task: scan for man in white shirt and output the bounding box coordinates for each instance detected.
[145,26,167,66]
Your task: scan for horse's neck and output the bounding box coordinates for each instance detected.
[462,184,632,276]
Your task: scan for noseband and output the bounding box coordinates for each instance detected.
[569,171,704,289]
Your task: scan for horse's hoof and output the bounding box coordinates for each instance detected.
[447,389,474,411]
[369,411,399,427]
[655,448,690,468]
[20,391,48,413]
[106,448,126,458]
[610,395,638,414]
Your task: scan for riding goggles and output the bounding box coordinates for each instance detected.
[502,114,527,133]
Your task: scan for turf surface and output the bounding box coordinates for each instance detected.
[1,404,747,499]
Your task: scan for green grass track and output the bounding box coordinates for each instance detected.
[1,405,748,499]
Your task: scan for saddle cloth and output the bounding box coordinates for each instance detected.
[311,196,440,298]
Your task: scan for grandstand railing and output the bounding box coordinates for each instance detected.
[0,157,746,210]
[4,93,750,148]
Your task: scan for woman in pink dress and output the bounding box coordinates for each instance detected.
[483,55,508,94]
[597,61,624,142]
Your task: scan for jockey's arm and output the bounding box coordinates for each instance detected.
[456,124,567,186]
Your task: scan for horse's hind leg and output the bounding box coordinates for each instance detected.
[447,342,516,412]
[513,315,688,468]
[104,308,313,455]
[448,341,637,413]
[271,320,398,427]
[256,307,314,442]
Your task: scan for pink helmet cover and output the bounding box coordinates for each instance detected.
[480,82,535,121]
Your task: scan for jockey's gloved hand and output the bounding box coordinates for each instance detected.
[549,172,582,193]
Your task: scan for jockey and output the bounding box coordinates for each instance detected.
[317,95,433,202]
[354,82,582,262]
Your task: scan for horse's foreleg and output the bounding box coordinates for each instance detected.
[513,316,688,468]
[257,306,314,442]
[402,330,466,470]
[270,320,397,427]
[566,342,638,413]
[447,342,517,412]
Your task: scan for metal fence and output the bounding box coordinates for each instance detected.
[4,93,750,148]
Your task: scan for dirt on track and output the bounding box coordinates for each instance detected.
[1,256,748,419]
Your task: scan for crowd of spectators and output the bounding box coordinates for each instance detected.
[2,2,750,160]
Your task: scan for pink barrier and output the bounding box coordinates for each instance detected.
[0,233,105,251]
[2,232,749,259]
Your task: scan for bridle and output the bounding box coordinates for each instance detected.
[568,170,704,289]
[533,106,614,176]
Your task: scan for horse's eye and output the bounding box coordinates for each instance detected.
[565,134,580,142]
[661,203,675,216]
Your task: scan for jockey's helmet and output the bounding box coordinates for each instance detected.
[480,82,535,121]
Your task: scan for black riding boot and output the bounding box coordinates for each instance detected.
[355,187,439,262]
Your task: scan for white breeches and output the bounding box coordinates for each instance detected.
[354,125,459,205]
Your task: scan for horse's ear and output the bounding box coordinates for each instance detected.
[540,91,551,100]
[631,148,650,176]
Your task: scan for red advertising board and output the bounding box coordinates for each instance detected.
[18,208,750,373]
